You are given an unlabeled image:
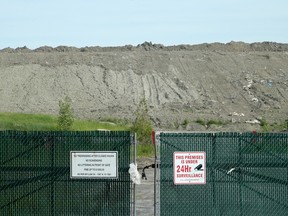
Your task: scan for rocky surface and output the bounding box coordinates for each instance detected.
[1,42,288,131]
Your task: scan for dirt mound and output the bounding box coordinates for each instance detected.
[0,42,288,131]
[2,41,288,53]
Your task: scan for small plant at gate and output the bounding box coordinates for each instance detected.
[131,97,153,145]
[57,96,74,131]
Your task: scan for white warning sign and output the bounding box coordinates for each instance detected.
[173,151,206,185]
[70,151,118,179]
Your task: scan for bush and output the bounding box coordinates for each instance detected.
[57,96,74,131]
[131,97,153,145]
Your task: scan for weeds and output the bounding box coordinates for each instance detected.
[260,119,288,132]
[181,119,189,127]
[195,119,225,127]
[207,119,225,126]
[196,119,206,126]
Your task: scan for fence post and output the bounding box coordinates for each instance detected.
[133,133,137,216]
[154,132,161,216]
[50,134,55,216]
[211,133,216,214]
[154,132,158,216]
[238,134,243,216]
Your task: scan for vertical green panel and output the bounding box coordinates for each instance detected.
[0,131,131,216]
[159,132,288,216]
[159,133,215,215]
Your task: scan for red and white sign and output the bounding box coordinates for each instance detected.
[173,151,206,185]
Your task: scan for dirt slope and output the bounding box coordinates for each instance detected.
[1,42,288,131]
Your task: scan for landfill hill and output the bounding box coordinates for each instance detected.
[1,41,288,131]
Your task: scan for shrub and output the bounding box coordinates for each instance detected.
[57,96,74,131]
[131,97,153,145]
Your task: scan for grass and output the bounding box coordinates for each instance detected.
[99,116,131,126]
[0,113,57,131]
[136,144,155,158]
[0,112,129,131]
[0,112,154,157]
[72,119,129,131]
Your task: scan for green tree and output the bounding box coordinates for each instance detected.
[57,96,74,131]
[132,97,153,145]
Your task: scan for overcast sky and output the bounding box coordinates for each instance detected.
[1,0,288,49]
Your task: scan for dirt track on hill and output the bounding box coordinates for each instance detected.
[1,42,288,131]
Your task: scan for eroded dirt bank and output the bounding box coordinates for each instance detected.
[1,42,288,131]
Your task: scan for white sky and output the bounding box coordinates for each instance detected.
[1,0,288,49]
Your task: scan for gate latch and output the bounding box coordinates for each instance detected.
[141,164,158,180]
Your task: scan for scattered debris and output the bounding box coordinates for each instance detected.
[245,119,261,124]
[129,163,141,184]
[266,80,273,87]
[96,129,111,131]
[243,78,253,90]
[229,112,245,117]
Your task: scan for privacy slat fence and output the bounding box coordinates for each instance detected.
[0,131,133,216]
[155,132,288,216]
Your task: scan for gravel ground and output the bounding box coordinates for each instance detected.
[135,168,154,216]
[135,157,155,216]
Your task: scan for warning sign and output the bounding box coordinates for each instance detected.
[70,151,118,179]
[173,152,206,185]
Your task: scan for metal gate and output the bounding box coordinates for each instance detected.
[154,131,288,216]
[0,131,134,216]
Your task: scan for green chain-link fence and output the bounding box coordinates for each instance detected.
[155,132,288,216]
[0,131,133,216]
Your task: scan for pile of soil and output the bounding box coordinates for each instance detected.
[1,41,288,131]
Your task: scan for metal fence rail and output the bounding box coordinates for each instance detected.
[0,131,133,216]
[155,132,288,216]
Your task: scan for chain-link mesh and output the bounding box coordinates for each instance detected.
[0,131,132,216]
[156,132,288,216]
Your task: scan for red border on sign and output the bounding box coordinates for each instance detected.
[173,151,206,185]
